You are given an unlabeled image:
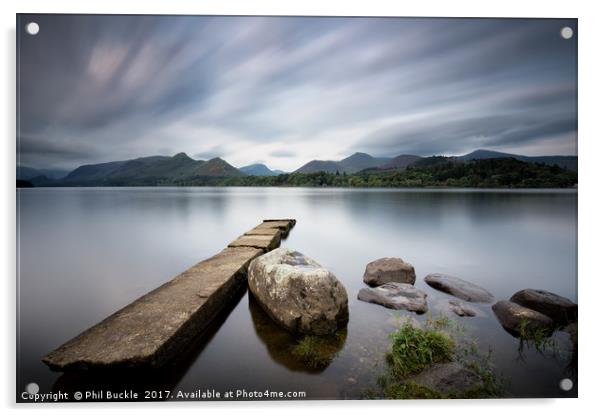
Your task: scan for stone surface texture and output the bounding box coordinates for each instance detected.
[357,282,428,313]
[248,248,348,335]
[363,257,416,286]
[491,300,554,336]
[424,273,494,303]
[509,289,577,323]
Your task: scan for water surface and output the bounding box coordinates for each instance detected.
[17,187,577,399]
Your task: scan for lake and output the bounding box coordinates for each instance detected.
[16,187,578,400]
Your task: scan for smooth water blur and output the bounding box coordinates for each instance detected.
[17,187,577,399]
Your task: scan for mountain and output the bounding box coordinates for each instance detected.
[295,160,341,174]
[459,149,577,171]
[17,165,70,180]
[65,160,129,183]
[379,154,422,170]
[338,152,391,173]
[194,157,244,177]
[62,153,243,185]
[410,156,458,168]
[295,152,391,174]
[239,163,284,176]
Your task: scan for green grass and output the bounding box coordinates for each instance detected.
[291,330,347,368]
[385,322,455,378]
[382,380,444,399]
[366,316,503,399]
[517,318,556,354]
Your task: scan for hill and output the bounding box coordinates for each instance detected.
[379,154,422,170]
[295,152,391,174]
[62,153,243,186]
[208,157,577,188]
[17,166,70,181]
[459,149,577,171]
[239,163,284,176]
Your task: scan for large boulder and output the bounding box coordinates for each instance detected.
[363,257,416,286]
[248,248,348,335]
[358,282,428,313]
[424,273,494,303]
[492,300,554,336]
[509,289,577,324]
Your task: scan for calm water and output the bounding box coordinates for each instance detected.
[17,187,577,400]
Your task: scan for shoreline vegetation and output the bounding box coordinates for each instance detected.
[20,158,577,189]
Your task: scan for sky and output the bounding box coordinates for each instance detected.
[17,15,577,172]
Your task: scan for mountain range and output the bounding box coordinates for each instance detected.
[17,149,577,186]
[458,149,578,171]
[61,152,243,185]
[295,149,577,173]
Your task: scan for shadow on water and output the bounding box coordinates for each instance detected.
[51,283,249,401]
[248,294,347,374]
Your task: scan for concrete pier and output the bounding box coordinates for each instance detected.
[42,219,296,371]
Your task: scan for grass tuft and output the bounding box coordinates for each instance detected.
[364,316,504,399]
[291,329,347,368]
[385,322,455,378]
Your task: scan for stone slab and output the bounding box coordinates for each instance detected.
[228,233,281,251]
[42,249,269,370]
[258,219,296,232]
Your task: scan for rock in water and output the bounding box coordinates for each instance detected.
[491,300,554,336]
[448,299,477,317]
[411,362,482,394]
[357,282,428,313]
[248,248,348,335]
[509,289,577,324]
[424,273,494,303]
[363,257,416,286]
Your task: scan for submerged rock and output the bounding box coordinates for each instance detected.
[363,257,416,286]
[509,289,577,324]
[358,282,428,313]
[491,300,554,336]
[411,362,482,394]
[424,273,494,303]
[248,248,348,335]
[562,322,578,351]
[448,299,477,317]
[248,296,345,372]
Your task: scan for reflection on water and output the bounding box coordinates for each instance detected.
[249,295,347,373]
[17,187,577,399]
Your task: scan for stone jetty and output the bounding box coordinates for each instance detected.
[42,219,296,371]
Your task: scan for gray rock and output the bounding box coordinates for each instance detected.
[424,273,494,303]
[448,299,477,317]
[491,300,554,336]
[510,289,577,324]
[363,257,416,286]
[562,322,578,351]
[411,362,482,394]
[248,248,348,335]
[357,282,428,313]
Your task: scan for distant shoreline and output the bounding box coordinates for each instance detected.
[18,158,578,189]
[17,183,578,190]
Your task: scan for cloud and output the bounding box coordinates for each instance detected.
[17,15,577,171]
[269,149,297,158]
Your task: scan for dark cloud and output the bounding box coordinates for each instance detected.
[17,15,577,170]
[18,136,92,158]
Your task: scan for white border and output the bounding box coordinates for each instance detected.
[3,0,600,416]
